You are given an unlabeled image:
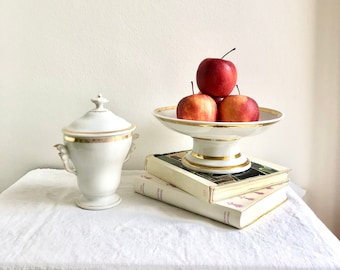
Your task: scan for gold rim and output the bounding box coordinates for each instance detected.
[182,156,251,171]
[64,134,132,143]
[192,136,238,142]
[191,151,242,161]
[62,124,135,135]
[153,106,283,128]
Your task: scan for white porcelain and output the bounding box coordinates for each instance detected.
[55,94,137,210]
[153,106,283,174]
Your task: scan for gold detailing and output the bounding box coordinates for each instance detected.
[191,151,241,161]
[182,156,251,171]
[259,107,283,117]
[154,106,177,114]
[62,125,135,135]
[64,134,132,143]
[192,137,238,142]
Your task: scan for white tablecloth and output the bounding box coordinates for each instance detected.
[0,169,339,270]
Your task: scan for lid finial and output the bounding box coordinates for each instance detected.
[91,94,109,111]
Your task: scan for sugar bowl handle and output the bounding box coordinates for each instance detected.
[124,133,139,163]
[54,144,77,175]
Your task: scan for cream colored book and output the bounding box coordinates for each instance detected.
[145,151,290,203]
[134,173,288,229]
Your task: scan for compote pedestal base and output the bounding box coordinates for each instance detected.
[181,138,251,174]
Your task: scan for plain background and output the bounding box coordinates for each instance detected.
[1,0,339,237]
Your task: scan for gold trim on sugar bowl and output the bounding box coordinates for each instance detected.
[64,133,133,143]
[62,124,135,137]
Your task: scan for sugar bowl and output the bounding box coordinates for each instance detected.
[55,94,137,210]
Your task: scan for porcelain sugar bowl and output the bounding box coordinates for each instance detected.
[55,94,137,210]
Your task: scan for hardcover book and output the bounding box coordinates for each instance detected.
[145,151,290,203]
[134,173,288,229]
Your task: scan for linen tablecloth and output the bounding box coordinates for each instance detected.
[0,169,339,270]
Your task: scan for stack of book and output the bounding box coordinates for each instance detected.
[133,150,290,229]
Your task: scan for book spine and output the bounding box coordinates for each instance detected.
[134,174,242,228]
[145,155,212,202]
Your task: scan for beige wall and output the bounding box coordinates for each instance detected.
[1,0,339,237]
[307,0,340,238]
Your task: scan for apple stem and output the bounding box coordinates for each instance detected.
[191,81,194,95]
[221,48,236,59]
[236,84,240,95]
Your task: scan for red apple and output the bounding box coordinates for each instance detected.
[177,94,218,121]
[218,95,259,122]
[196,50,237,97]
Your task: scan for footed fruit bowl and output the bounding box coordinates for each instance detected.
[153,106,283,174]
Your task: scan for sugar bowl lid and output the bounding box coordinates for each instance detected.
[62,94,135,137]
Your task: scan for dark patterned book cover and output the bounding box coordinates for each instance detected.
[155,151,279,185]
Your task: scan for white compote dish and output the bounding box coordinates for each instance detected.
[153,106,283,174]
